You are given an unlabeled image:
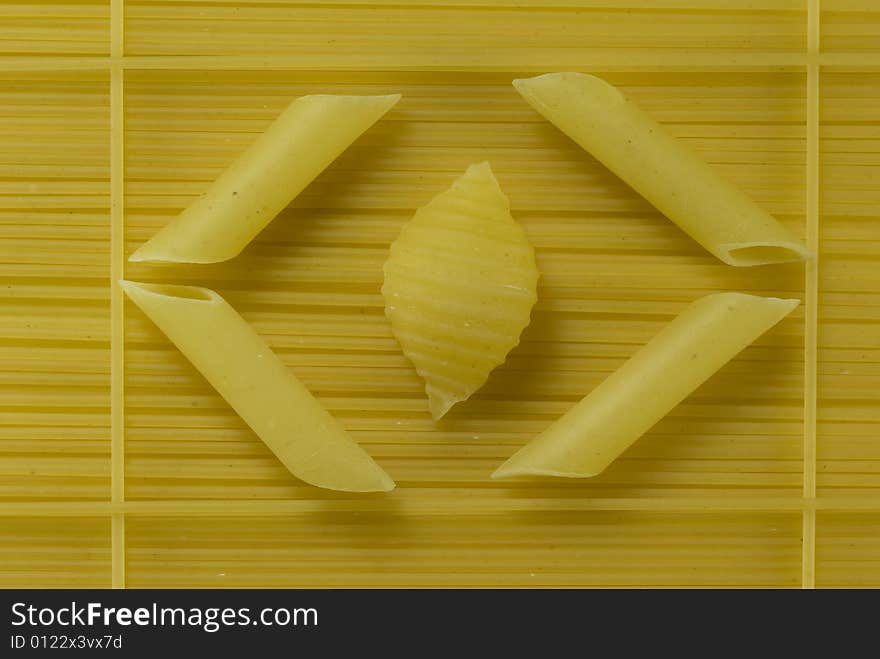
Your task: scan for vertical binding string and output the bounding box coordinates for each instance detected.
[802,0,821,590]
[110,0,126,590]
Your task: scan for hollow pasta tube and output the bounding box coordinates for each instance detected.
[513,72,809,267]
[492,292,799,480]
[129,93,401,264]
[121,280,395,493]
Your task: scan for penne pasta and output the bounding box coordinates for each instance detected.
[382,162,539,420]
[129,93,401,264]
[492,292,799,480]
[120,280,395,493]
[513,72,809,267]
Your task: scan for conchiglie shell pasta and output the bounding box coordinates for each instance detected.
[382,162,539,420]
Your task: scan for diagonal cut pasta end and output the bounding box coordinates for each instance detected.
[119,279,218,302]
[128,93,401,265]
[491,462,596,481]
[120,279,395,493]
[718,240,813,267]
[513,72,625,113]
[492,292,799,480]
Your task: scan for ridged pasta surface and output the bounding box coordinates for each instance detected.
[382,162,538,419]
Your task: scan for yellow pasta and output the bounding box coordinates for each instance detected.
[382,162,539,420]
[513,72,809,267]
[120,280,395,493]
[492,292,799,480]
[129,93,400,264]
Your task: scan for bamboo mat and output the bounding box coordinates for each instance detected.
[0,0,878,588]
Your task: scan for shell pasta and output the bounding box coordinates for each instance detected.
[382,162,539,420]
